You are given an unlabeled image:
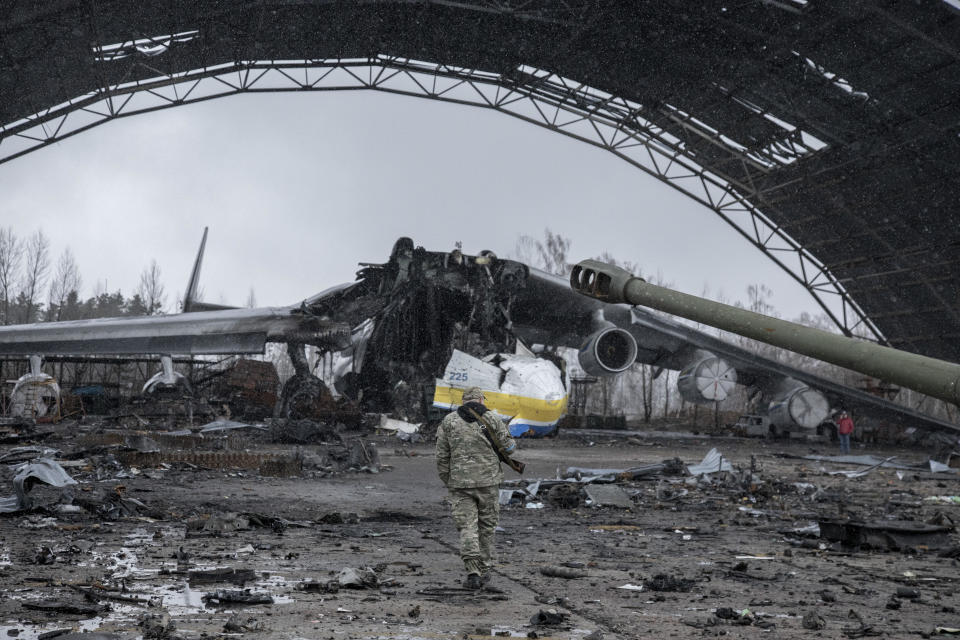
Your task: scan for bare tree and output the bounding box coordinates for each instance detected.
[0,227,22,325]
[92,279,108,299]
[663,369,671,418]
[596,251,642,281]
[246,287,257,308]
[137,259,167,315]
[47,247,82,321]
[513,228,572,275]
[638,363,651,422]
[20,230,51,323]
[747,283,777,317]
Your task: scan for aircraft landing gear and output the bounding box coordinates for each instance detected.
[278,342,333,420]
[280,373,333,420]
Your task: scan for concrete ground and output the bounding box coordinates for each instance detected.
[1,424,959,639]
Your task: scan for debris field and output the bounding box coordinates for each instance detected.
[1,418,960,639]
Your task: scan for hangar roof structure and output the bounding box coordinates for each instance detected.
[2,1,959,363]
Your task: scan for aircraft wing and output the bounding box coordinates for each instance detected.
[0,305,351,357]
[0,226,371,359]
[510,267,959,434]
[1,235,953,435]
[625,305,959,434]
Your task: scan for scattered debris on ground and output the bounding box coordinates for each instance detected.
[1,418,958,638]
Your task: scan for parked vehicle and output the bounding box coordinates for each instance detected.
[732,413,838,440]
[731,414,771,437]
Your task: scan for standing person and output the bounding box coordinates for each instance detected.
[435,386,517,589]
[837,410,855,454]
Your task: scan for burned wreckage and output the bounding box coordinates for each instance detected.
[0,236,544,430]
[0,234,956,438]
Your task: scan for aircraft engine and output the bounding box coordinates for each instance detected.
[578,327,638,376]
[768,386,830,429]
[677,353,737,404]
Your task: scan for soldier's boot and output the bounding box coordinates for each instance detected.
[464,573,482,590]
[479,572,491,587]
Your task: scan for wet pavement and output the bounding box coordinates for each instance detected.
[1,426,959,638]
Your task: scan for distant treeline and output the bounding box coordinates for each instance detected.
[0,226,167,325]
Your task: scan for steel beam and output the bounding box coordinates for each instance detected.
[0,55,883,343]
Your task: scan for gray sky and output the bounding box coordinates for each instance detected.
[0,91,825,320]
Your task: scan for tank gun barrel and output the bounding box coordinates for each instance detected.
[570,260,960,406]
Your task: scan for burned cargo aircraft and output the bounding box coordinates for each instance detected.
[0,233,955,437]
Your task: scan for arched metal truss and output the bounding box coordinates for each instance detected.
[0,55,884,343]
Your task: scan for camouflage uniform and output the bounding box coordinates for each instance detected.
[436,390,517,578]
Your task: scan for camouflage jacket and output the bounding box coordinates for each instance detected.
[436,403,517,489]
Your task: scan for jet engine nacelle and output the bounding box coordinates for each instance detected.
[578,327,638,376]
[768,385,830,429]
[677,352,737,404]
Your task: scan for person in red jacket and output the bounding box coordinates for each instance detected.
[836,411,855,454]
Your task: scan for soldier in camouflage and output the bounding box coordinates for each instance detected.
[436,386,517,589]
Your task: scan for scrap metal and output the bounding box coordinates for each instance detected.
[0,458,77,513]
[116,450,302,477]
[818,519,955,552]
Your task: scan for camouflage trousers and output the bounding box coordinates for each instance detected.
[448,485,500,575]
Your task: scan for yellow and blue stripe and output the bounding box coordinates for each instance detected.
[433,384,568,437]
